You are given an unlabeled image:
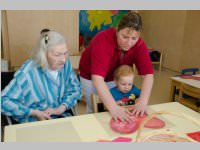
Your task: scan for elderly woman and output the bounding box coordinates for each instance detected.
[1,30,82,123]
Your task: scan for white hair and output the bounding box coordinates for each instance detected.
[31,31,66,69]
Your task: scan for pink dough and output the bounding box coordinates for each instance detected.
[110,114,165,134]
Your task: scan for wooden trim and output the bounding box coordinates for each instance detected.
[74,10,79,55]
[91,94,101,113]
[179,98,199,111]
[1,11,10,61]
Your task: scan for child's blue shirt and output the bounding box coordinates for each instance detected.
[110,85,141,101]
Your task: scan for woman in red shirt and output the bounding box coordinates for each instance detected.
[79,11,154,122]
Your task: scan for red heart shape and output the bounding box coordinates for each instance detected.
[144,117,165,129]
[130,114,165,129]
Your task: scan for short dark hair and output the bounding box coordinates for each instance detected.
[118,12,142,32]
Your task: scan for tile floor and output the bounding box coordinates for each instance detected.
[76,67,178,115]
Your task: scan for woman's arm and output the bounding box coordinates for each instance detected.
[140,74,154,103]
[92,75,133,122]
[132,74,154,116]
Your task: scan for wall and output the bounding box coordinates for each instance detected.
[180,11,200,70]
[140,10,188,72]
[2,10,79,70]
[141,10,200,72]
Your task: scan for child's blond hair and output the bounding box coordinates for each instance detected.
[114,65,134,81]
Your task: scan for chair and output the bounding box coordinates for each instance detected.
[1,71,16,125]
[91,94,107,113]
[181,68,199,75]
[91,93,134,113]
[1,71,15,91]
[149,50,163,72]
[178,83,200,112]
[1,71,16,141]
[151,52,163,72]
[70,105,78,116]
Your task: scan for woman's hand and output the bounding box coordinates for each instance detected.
[44,104,67,116]
[109,105,133,123]
[130,98,147,116]
[44,108,57,116]
[31,110,51,121]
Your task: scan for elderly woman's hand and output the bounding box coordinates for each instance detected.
[31,110,51,121]
[44,108,56,116]
[44,104,67,116]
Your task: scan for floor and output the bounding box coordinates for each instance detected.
[76,67,178,115]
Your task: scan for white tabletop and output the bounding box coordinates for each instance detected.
[170,74,200,88]
[4,102,200,142]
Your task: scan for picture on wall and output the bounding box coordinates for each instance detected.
[79,10,128,52]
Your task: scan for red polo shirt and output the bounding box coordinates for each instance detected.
[79,28,154,82]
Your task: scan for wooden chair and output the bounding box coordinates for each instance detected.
[91,93,134,113]
[149,50,163,72]
[152,52,163,72]
[178,83,200,112]
[91,94,107,113]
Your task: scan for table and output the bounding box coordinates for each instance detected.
[169,74,200,102]
[4,102,200,142]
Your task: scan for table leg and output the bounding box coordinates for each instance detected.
[169,83,176,101]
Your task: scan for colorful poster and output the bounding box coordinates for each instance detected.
[79,10,128,48]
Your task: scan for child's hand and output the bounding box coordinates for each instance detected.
[130,98,147,116]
